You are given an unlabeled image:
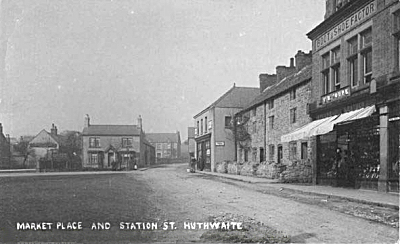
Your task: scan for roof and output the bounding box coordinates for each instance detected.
[146,133,180,143]
[82,125,141,136]
[194,86,260,118]
[240,65,312,113]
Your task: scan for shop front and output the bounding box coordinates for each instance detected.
[195,134,211,171]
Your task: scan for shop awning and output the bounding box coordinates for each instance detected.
[281,105,376,142]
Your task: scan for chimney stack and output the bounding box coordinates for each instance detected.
[276,60,296,82]
[84,114,90,128]
[259,74,277,92]
[50,124,56,135]
[290,58,294,68]
[295,50,312,71]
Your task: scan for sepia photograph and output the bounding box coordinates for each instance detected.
[0,0,399,243]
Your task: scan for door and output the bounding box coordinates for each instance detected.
[277,145,283,164]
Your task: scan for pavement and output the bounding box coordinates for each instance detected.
[194,170,400,210]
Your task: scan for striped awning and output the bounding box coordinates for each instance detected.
[281,105,376,142]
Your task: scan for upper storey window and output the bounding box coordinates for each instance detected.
[321,46,341,95]
[347,28,373,88]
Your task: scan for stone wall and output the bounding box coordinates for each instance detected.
[216,161,284,179]
[279,159,313,183]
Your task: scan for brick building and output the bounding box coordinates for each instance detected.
[82,115,155,169]
[236,52,313,182]
[300,0,400,192]
[194,84,259,171]
[146,132,181,160]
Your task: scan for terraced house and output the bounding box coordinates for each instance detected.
[302,0,399,192]
[82,115,155,169]
[236,51,313,182]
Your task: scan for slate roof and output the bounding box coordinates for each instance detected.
[194,86,260,118]
[82,125,141,136]
[146,133,180,143]
[240,65,312,113]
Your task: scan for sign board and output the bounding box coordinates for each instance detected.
[321,87,350,105]
[314,1,376,51]
[215,141,225,146]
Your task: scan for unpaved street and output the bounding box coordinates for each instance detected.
[0,163,398,243]
[142,163,398,243]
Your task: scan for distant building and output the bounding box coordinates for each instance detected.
[146,132,181,159]
[82,115,155,169]
[29,124,63,159]
[194,84,260,171]
[0,123,10,167]
[188,127,196,158]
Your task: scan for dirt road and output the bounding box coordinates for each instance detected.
[141,163,398,243]
[1,163,397,243]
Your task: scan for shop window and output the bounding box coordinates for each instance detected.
[289,142,297,160]
[301,142,308,160]
[269,144,275,160]
[290,108,297,124]
[89,137,100,148]
[225,116,232,127]
[269,116,275,129]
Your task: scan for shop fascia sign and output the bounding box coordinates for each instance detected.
[314,1,376,51]
[321,87,350,104]
[215,141,225,146]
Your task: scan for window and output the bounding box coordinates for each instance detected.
[348,28,373,87]
[268,99,274,109]
[252,148,257,162]
[244,149,248,162]
[269,116,274,129]
[252,108,256,117]
[289,142,297,160]
[196,121,199,136]
[89,137,100,148]
[259,147,264,162]
[167,143,171,149]
[156,143,162,150]
[252,121,256,133]
[269,144,275,160]
[122,138,133,147]
[89,152,98,165]
[204,117,207,133]
[201,119,203,135]
[290,108,297,124]
[290,88,296,100]
[321,46,341,95]
[301,142,308,160]
[225,116,232,127]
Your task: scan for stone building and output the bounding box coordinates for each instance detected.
[300,0,400,192]
[146,132,181,160]
[194,84,259,171]
[82,115,155,169]
[236,51,313,182]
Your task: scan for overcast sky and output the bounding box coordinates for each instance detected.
[0,0,325,140]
